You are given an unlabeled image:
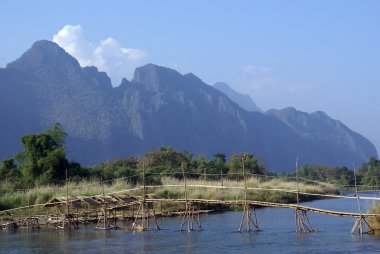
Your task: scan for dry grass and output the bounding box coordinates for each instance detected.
[368,204,380,230]
[155,176,336,202]
[0,176,337,214]
[0,179,134,211]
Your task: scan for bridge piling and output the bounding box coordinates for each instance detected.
[294,208,316,233]
[180,202,202,231]
[180,163,202,231]
[238,204,259,232]
[351,216,374,235]
[238,205,259,232]
[131,160,160,231]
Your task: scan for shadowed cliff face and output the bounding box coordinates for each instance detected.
[0,40,377,171]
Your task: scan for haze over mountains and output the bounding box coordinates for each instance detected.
[0,40,377,171]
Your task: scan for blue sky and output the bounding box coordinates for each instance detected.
[1,0,379,156]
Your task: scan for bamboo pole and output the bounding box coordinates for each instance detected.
[221,168,223,187]
[65,169,69,229]
[294,157,298,232]
[180,162,190,231]
[102,180,106,229]
[243,159,247,207]
[66,169,69,216]
[295,157,299,206]
[352,163,365,235]
[142,160,146,230]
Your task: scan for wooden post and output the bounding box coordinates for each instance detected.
[65,169,69,229]
[295,157,299,206]
[27,194,31,229]
[180,162,190,231]
[180,162,201,231]
[294,157,316,233]
[220,168,223,187]
[295,157,299,233]
[350,163,373,235]
[103,180,107,229]
[243,159,247,207]
[142,160,146,230]
[238,154,259,232]
[352,163,362,235]
[66,169,69,217]
[243,160,249,231]
[131,159,157,231]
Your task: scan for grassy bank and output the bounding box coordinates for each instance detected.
[0,176,337,215]
[0,179,134,211]
[155,177,337,203]
[368,204,380,230]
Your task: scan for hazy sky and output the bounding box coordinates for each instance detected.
[1,0,379,156]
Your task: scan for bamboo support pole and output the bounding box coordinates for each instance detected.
[142,161,146,230]
[179,163,201,231]
[350,163,374,235]
[238,156,259,232]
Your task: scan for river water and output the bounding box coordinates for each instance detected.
[1,196,380,253]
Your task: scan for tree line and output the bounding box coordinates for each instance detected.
[1,124,379,189]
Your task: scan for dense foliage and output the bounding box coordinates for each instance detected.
[359,157,380,187]
[1,124,85,187]
[0,125,268,188]
[295,165,355,187]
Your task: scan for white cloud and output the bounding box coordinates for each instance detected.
[242,64,270,74]
[53,25,147,86]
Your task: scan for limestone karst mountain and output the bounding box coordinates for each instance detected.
[0,40,377,171]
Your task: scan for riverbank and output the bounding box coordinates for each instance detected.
[0,176,338,214]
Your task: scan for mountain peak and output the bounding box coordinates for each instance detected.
[133,63,185,91]
[31,39,60,49]
[6,40,81,75]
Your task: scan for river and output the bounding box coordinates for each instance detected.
[1,196,379,253]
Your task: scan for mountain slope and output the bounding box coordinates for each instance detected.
[213,82,262,112]
[0,40,377,171]
[266,107,376,166]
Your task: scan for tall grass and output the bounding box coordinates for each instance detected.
[368,204,380,230]
[0,176,336,215]
[0,179,134,211]
[154,176,336,203]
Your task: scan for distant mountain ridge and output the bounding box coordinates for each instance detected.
[266,107,374,166]
[0,40,377,171]
[213,82,262,112]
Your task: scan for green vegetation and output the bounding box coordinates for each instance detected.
[1,123,84,188]
[289,165,355,187]
[368,204,380,230]
[285,157,380,190]
[0,124,378,213]
[359,157,380,188]
[0,174,337,213]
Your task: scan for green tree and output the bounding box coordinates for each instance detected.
[239,152,266,175]
[43,123,67,146]
[362,157,380,187]
[16,123,78,185]
[0,158,21,181]
[227,154,240,178]
[214,153,227,179]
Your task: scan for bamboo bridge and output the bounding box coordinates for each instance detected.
[1,167,379,235]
